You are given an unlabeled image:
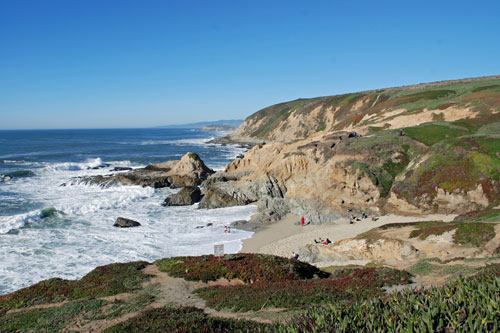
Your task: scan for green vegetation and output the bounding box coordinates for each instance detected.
[408,258,475,276]
[194,267,411,312]
[187,152,199,159]
[403,122,472,146]
[0,261,150,312]
[96,287,157,320]
[104,306,270,332]
[155,253,327,283]
[337,131,421,197]
[393,134,500,207]
[286,264,500,332]
[0,299,107,332]
[241,75,500,142]
[454,222,496,247]
[409,221,496,247]
[2,254,500,331]
[455,208,500,222]
[400,89,456,103]
[471,84,500,93]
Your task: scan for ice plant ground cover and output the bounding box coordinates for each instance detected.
[194,267,412,311]
[1,255,499,332]
[155,253,329,282]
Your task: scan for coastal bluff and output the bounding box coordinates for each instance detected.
[203,75,500,223]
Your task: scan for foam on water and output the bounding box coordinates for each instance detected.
[140,137,215,146]
[0,132,254,295]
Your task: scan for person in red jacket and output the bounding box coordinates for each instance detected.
[301,216,305,226]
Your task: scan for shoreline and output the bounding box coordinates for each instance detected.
[238,213,457,259]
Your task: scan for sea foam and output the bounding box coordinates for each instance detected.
[0,155,255,295]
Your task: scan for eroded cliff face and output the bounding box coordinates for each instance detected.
[202,126,500,222]
[201,132,406,222]
[203,76,500,222]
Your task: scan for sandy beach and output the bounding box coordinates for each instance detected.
[240,213,457,259]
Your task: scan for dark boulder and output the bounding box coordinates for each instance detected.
[163,186,202,206]
[114,217,141,228]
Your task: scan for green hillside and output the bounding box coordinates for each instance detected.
[236,75,500,141]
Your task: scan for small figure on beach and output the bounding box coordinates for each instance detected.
[372,216,379,221]
[227,226,231,233]
[224,225,228,233]
[291,252,299,260]
[301,216,305,226]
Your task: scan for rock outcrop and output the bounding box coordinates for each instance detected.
[77,152,215,189]
[114,217,141,228]
[199,173,285,209]
[296,238,419,266]
[163,186,202,206]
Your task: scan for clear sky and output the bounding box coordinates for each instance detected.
[1,0,499,130]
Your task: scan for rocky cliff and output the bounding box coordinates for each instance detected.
[202,76,500,222]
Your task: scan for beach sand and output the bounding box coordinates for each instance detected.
[240,213,457,259]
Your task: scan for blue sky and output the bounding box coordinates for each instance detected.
[1,0,499,129]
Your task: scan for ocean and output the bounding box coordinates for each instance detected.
[0,128,255,295]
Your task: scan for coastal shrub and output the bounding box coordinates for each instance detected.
[0,299,107,332]
[471,84,500,93]
[409,221,496,246]
[155,253,327,283]
[104,306,272,332]
[96,295,156,320]
[195,267,412,312]
[455,208,500,222]
[392,135,500,207]
[453,222,496,247]
[284,264,500,332]
[0,261,151,311]
[409,222,456,240]
[403,122,471,146]
[187,152,199,159]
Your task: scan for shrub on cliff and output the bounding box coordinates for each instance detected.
[0,261,150,312]
[155,253,327,283]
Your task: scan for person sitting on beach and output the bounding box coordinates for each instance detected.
[326,238,331,244]
[291,252,299,260]
[224,225,228,233]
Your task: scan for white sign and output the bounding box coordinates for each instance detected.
[214,244,224,257]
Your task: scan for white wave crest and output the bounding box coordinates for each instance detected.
[140,137,214,146]
[43,158,107,172]
[0,208,59,234]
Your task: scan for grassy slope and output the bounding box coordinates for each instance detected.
[241,75,500,141]
[392,125,500,209]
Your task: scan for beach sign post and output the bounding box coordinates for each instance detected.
[214,244,224,257]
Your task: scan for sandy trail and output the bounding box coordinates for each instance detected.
[241,213,457,258]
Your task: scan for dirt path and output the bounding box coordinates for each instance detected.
[62,264,293,332]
